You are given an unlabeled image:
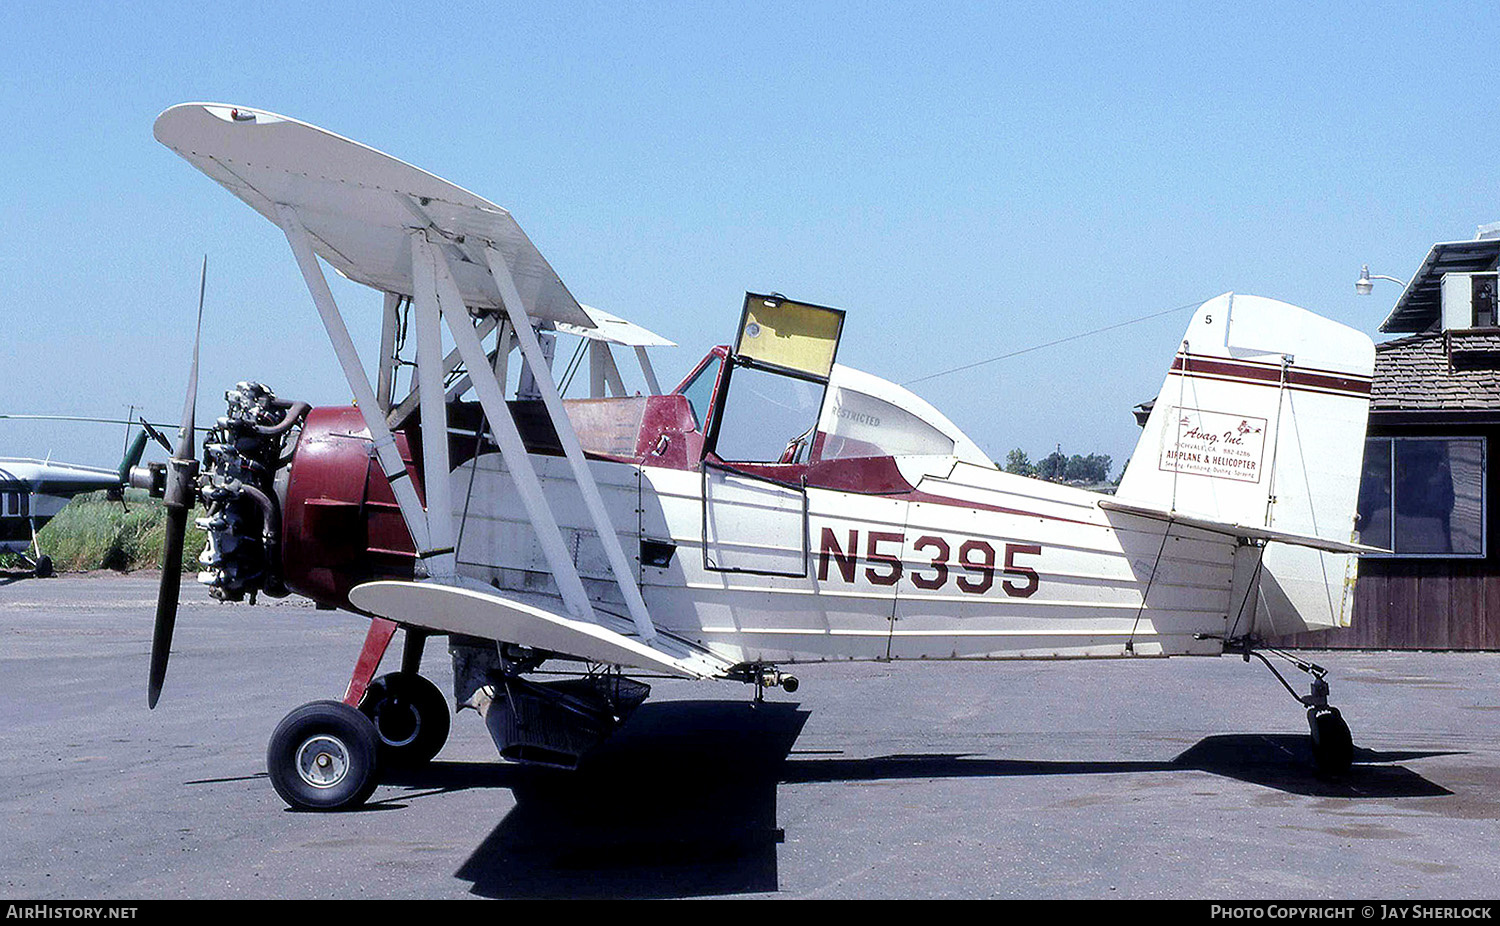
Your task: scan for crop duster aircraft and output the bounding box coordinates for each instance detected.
[146,103,1378,810]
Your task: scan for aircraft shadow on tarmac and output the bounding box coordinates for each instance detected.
[372,699,1456,899]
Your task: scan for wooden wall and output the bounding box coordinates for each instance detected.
[1270,416,1500,650]
[1271,559,1500,649]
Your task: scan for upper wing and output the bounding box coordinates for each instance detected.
[153,102,593,328]
[556,304,675,347]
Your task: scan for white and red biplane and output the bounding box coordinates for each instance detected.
[146,103,1377,810]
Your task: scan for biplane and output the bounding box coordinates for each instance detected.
[146,103,1377,810]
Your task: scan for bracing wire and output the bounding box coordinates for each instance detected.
[901,298,1205,387]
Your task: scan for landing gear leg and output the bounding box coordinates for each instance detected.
[1233,642,1353,777]
[357,628,450,768]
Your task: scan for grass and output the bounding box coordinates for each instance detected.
[1,489,208,573]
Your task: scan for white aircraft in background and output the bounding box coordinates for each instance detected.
[0,427,149,577]
[144,102,1378,811]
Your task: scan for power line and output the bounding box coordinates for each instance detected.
[901,298,1205,387]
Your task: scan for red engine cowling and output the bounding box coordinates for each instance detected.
[280,406,418,608]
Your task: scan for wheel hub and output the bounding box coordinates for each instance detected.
[373,698,421,748]
[294,734,350,789]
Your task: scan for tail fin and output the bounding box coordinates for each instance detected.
[1117,293,1374,634]
[118,429,150,486]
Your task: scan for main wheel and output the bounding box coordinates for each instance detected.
[267,700,381,811]
[1308,705,1353,777]
[33,556,52,578]
[358,672,450,767]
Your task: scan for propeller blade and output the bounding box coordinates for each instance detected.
[138,417,173,454]
[148,504,189,709]
[174,255,206,466]
[149,255,207,709]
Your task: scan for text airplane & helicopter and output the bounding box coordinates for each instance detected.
[147,103,1378,810]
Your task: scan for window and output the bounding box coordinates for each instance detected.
[1474,275,1497,328]
[678,356,723,433]
[1358,437,1485,557]
[712,364,826,463]
[817,385,956,460]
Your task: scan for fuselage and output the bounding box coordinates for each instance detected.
[0,459,122,554]
[274,355,1241,666]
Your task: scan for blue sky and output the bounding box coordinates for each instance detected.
[4,1,1499,472]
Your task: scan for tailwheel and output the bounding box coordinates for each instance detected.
[1308,704,1353,777]
[267,700,381,811]
[358,672,450,768]
[1232,642,1355,778]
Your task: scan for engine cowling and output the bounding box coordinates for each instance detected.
[279,405,418,608]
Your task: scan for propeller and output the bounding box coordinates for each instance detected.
[147,256,207,709]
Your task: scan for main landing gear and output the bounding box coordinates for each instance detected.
[1234,642,1353,776]
[266,623,451,811]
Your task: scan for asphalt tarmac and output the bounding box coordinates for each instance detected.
[2,572,1499,900]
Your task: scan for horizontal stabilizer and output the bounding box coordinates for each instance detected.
[347,581,733,680]
[1098,499,1383,554]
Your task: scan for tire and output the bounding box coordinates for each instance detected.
[267,700,381,811]
[1307,705,1353,777]
[34,556,52,578]
[358,673,450,768]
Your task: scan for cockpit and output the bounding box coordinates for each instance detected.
[674,346,989,469]
[562,292,992,488]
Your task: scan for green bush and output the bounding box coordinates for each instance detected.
[25,490,208,573]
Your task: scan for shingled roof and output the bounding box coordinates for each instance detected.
[1372,331,1500,411]
[1380,236,1500,333]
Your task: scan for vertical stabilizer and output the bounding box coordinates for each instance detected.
[1117,294,1375,634]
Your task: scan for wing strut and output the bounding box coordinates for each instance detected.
[276,206,434,558]
[409,234,459,579]
[479,243,658,642]
[412,231,601,625]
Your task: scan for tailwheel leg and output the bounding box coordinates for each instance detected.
[1232,642,1353,777]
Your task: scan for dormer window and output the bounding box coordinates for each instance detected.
[1441,271,1499,330]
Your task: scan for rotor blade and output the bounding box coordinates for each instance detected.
[175,256,207,463]
[148,504,189,709]
[138,417,173,454]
